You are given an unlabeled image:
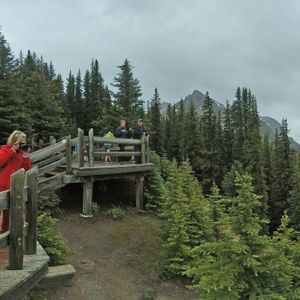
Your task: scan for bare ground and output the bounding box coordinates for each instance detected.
[32,207,197,300]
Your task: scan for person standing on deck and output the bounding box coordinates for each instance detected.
[102,127,114,163]
[114,119,128,163]
[0,130,32,233]
[130,118,148,164]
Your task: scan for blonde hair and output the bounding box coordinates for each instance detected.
[7,130,26,147]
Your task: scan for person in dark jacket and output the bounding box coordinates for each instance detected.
[115,119,128,162]
[0,130,32,233]
[130,118,147,164]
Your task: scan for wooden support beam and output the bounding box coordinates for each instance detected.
[88,128,94,167]
[66,135,72,175]
[78,128,85,168]
[135,175,144,210]
[8,169,25,270]
[25,167,38,255]
[141,135,146,164]
[82,179,93,217]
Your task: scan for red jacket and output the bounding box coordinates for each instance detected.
[0,145,32,191]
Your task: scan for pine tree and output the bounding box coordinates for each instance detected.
[74,70,83,129]
[269,119,293,232]
[231,87,244,161]
[112,58,143,124]
[65,71,76,133]
[183,101,202,177]
[161,161,190,276]
[288,153,300,230]
[163,103,172,158]
[185,174,300,299]
[200,92,217,193]
[0,31,29,143]
[18,51,66,140]
[223,101,234,172]
[144,152,167,212]
[149,88,163,155]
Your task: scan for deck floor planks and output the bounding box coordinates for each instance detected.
[0,242,49,299]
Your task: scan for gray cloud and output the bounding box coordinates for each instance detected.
[1,0,300,139]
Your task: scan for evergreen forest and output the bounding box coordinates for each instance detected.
[2,30,300,299]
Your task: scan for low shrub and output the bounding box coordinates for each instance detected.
[37,213,72,266]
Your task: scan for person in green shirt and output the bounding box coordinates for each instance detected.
[102,127,114,163]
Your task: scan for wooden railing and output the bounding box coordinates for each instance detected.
[65,128,150,172]
[0,167,38,270]
[29,128,150,178]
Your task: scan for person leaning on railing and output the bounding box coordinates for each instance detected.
[0,130,32,234]
[129,118,149,164]
[115,119,129,163]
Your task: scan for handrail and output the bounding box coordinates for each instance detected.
[93,136,142,145]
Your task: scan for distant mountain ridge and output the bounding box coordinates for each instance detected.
[161,90,300,150]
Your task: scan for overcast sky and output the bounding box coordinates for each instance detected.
[1,0,300,139]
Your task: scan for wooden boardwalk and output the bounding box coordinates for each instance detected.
[0,128,154,299]
[0,242,49,300]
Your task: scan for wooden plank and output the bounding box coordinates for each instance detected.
[93,151,141,157]
[38,172,66,192]
[141,135,146,164]
[135,176,144,210]
[72,163,154,177]
[93,136,141,145]
[0,231,9,248]
[8,169,25,270]
[63,175,81,184]
[25,167,38,255]
[30,141,65,163]
[0,242,49,300]
[35,152,64,168]
[78,128,85,168]
[38,157,66,175]
[66,135,72,175]
[82,180,93,216]
[0,190,9,210]
[88,128,94,167]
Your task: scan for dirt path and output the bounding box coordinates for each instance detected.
[35,209,196,300]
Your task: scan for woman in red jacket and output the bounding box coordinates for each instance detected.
[0,130,32,233]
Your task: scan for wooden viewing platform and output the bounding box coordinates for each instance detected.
[0,128,154,299]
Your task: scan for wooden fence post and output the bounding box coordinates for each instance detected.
[135,175,144,210]
[88,128,94,167]
[66,135,72,175]
[141,135,146,164]
[78,128,84,167]
[25,167,38,255]
[8,169,25,270]
[146,136,150,163]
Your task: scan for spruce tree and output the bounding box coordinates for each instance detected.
[185,174,300,299]
[269,119,293,232]
[183,101,202,177]
[18,51,66,140]
[0,31,29,143]
[223,101,234,172]
[200,92,217,193]
[149,88,163,155]
[112,58,143,124]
